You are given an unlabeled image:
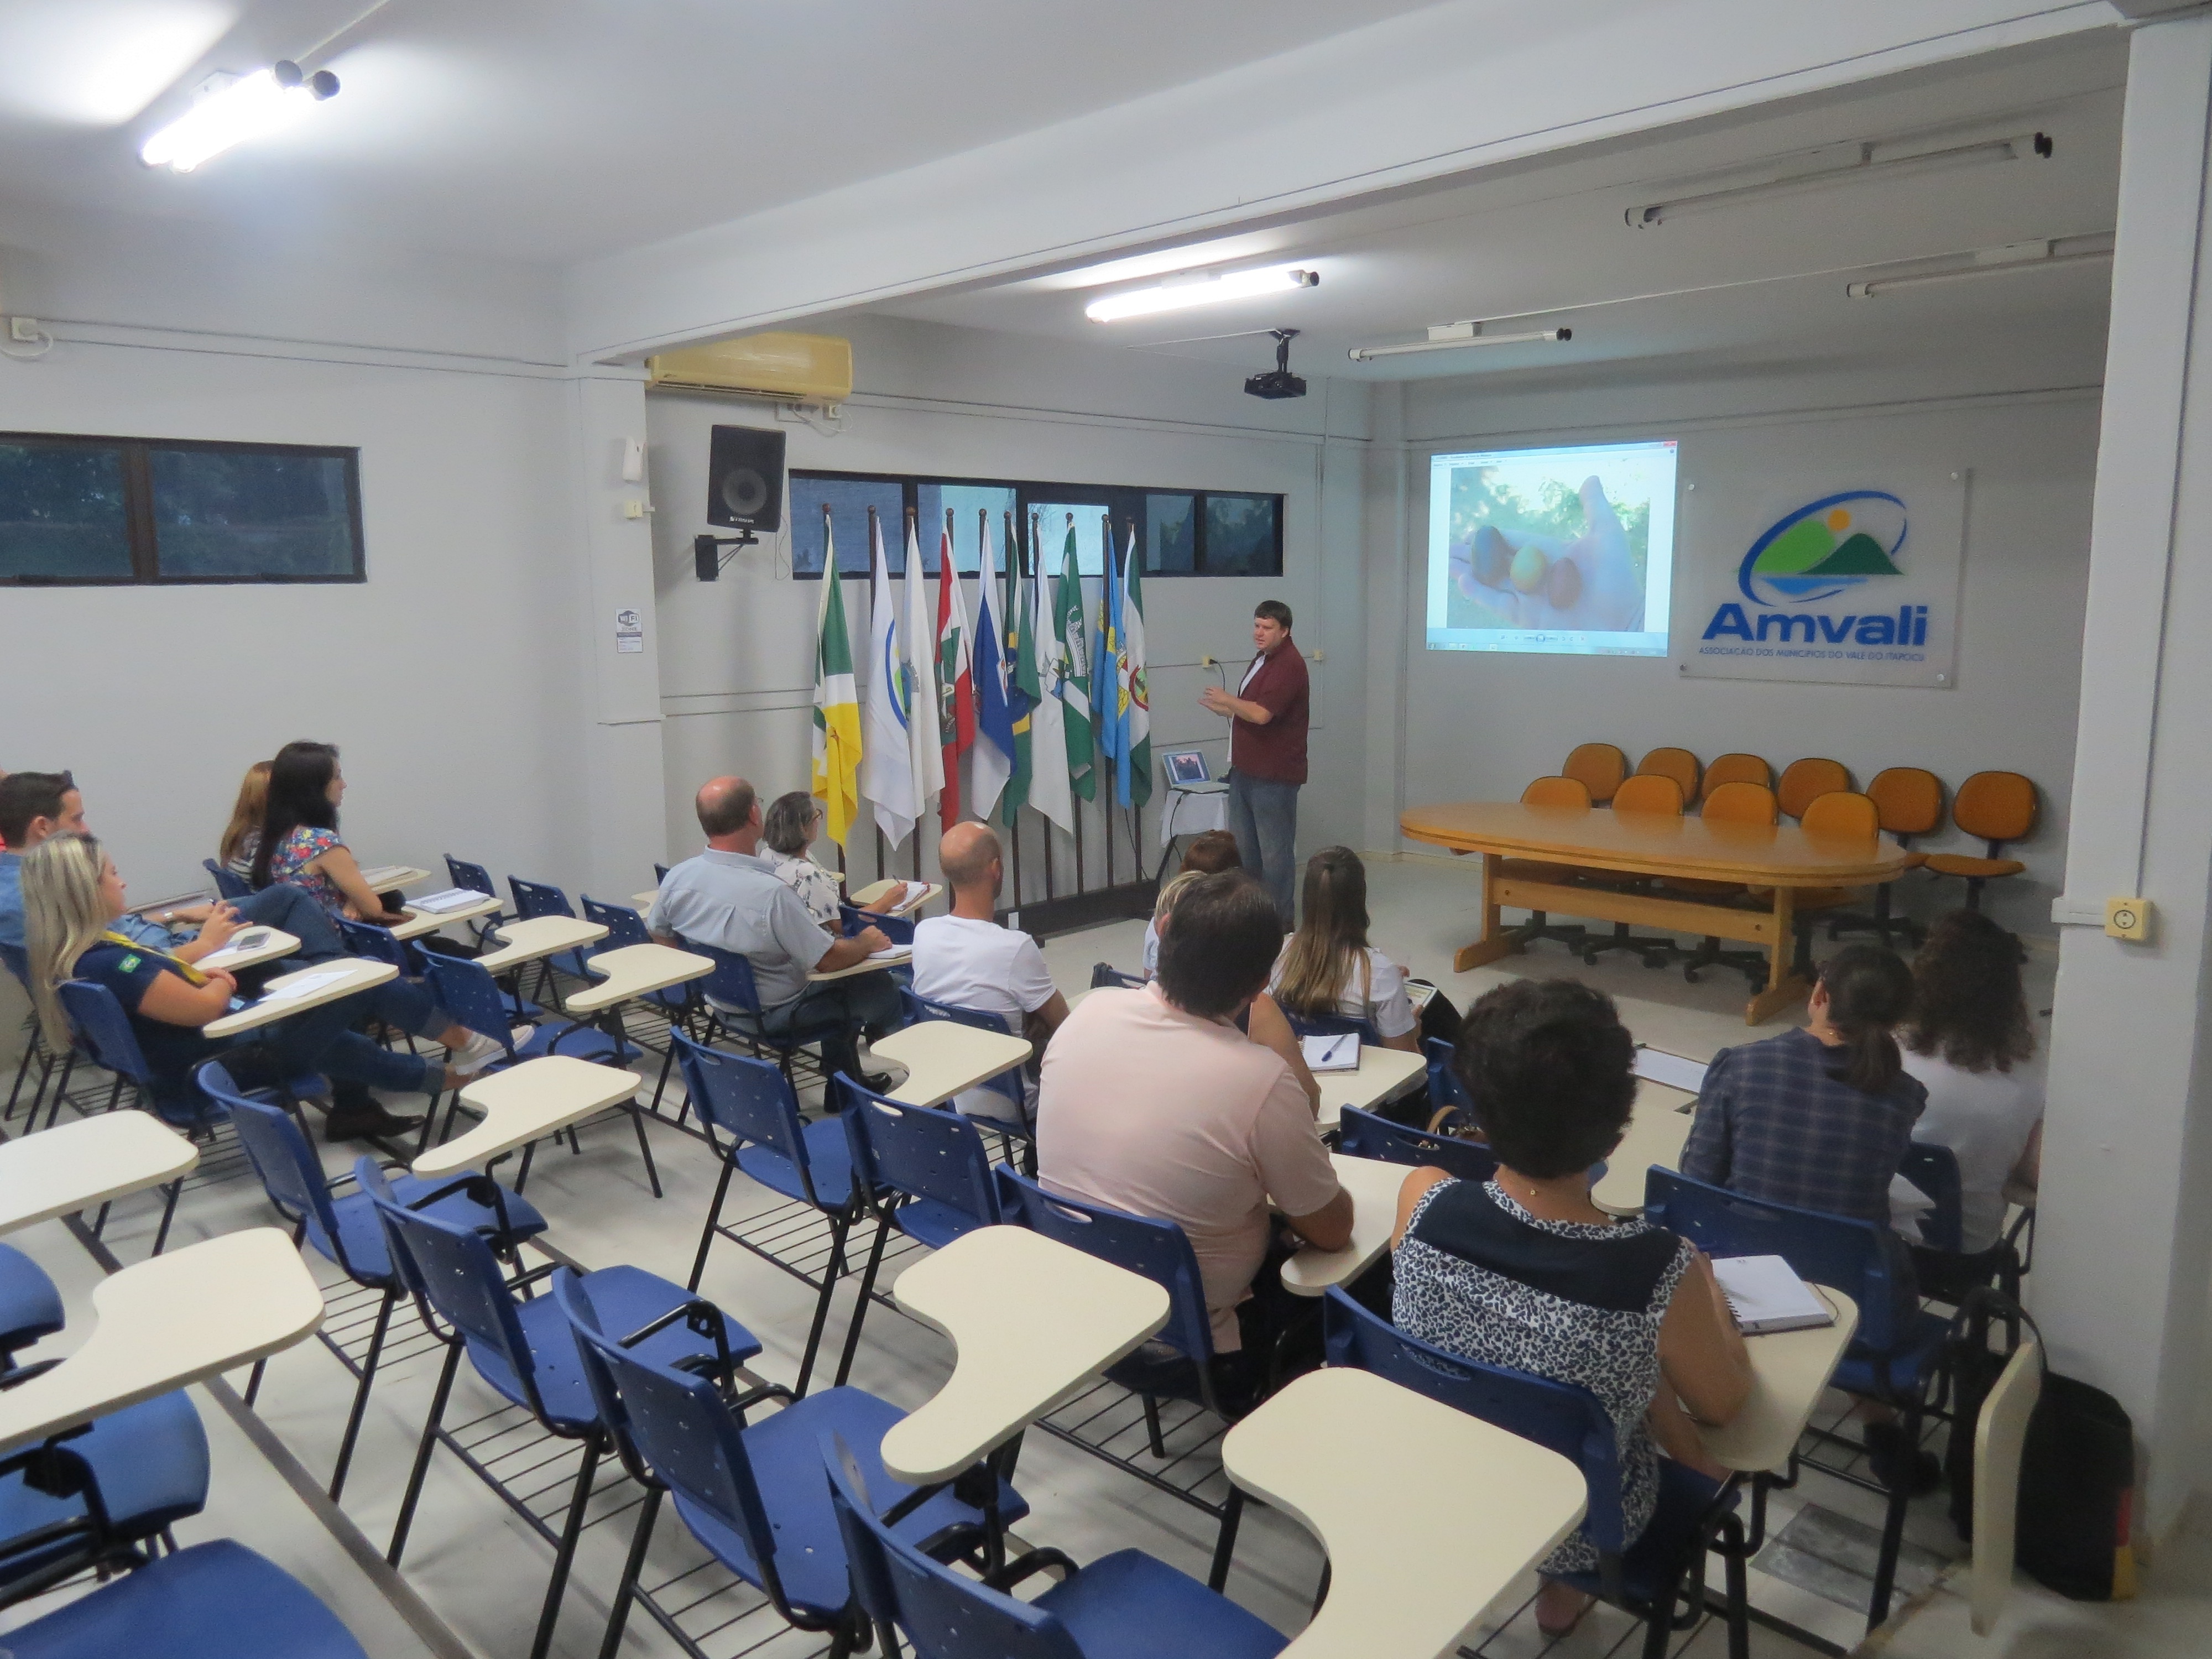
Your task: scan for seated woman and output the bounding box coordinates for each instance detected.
[24,835,498,1139]
[757,791,889,933]
[1143,829,1239,978]
[217,760,270,882]
[250,741,409,923]
[1900,910,2042,1258]
[1391,979,1750,1637]
[1268,846,1421,1052]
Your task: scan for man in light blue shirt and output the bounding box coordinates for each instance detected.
[650,775,899,1088]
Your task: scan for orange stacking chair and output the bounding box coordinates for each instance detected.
[1675,781,1780,989]
[1777,757,1853,821]
[1562,743,1628,806]
[1635,747,1702,804]
[1697,753,1771,804]
[1788,790,1881,976]
[1578,773,1683,967]
[1827,767,1945,947]
[1501,776,1594,953]
[1923,771,2038,912]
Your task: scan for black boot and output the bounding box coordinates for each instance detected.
[323,1080,423,1142]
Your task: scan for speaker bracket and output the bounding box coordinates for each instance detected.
[693,530,759,582]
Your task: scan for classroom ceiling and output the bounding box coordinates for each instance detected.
[867,36,2128,388]
[0,0,1447,264]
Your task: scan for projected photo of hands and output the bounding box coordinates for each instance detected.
[1427,440,1677,658]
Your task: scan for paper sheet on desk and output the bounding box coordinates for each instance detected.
[408,888,485,914]
[1635,1047,1708,1094]
[257,968,354,1001]
[868,946,912,961]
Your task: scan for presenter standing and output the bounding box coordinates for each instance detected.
[1202,599,1310,926]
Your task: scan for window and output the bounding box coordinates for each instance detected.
[0,432,364,586]
[786,468,1281,578]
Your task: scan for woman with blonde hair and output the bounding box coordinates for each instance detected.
[25,835,493,1135]
[1269,846,1422,1052]
[217,760,272,879]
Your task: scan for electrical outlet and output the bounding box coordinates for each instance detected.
[1199,655,1216,667]
[9,318,40,343]
[1310,648,1326,663]
[622,499,650,520]
[2105,897,2153,942]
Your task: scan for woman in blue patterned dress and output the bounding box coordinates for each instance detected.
[1390,979,1751,1637]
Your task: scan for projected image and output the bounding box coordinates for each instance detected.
[1426,440,1677,657]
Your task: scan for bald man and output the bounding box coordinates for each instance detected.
[650,775,901,1087]
[910,822,1070,1121]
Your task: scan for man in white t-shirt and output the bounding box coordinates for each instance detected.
[909,821,1070,1119]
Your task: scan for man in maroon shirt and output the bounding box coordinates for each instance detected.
[1201,599,1310,925]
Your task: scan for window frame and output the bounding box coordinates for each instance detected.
[787,466,1283,578]
[0,430,367,588]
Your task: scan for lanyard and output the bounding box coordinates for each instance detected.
[102,931,211,988]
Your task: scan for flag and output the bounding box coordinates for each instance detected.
[935,516,974,831]
[1121,519,1151,808]
[810,511,863,847]
[1091,514,1119,781]
[1001,513,1032,821]
[861,510,919,848]
[904,513,945,821]
[1055,518,1095,802]
[968,510,1016,820]
[1024,517,1072,833]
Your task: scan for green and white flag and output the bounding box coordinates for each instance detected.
[1025,517,1073,833]
[1121,520,1151,808]
[1053,518,1095,802]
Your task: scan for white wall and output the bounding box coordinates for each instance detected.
[1375,378,2099,939]
[644,315,1371,898]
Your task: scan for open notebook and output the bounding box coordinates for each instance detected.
[1712,1255,1834,1335]
[1300,1033,1362,1073]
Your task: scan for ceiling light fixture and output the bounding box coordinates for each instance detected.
[139,60,340,173]
[1347,321,1572,363]
[1845,233,2114,297]
[1086,267,1317,323]
[1627,130,2051,228]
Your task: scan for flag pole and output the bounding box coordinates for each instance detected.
[1068,511,1083,898]
[1100,510,1117,894]
[829,502,848,882]
[1030,509,1055,904]
[906,504,923,884]
[989,505,1020,912]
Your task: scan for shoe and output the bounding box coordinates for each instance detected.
[446,1031,506,1080]
[324,1103,425,1142]
[1864,1421,1942,1494]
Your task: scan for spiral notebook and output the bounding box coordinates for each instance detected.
[1712,1255,1834,1335]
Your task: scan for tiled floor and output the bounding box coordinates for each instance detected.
[4,853,2194,1659]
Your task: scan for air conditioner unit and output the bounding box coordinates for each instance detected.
[646,332,853,405]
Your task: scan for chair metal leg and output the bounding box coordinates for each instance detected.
[597,1485,662,1659]
[243,1357,269,1407]
[627,1101,662,1198]
[42,1052,77,1130]
[794,1214,849,1399]
[389,1340,463,1566]
[90,1199,111,1239]
[527,1436,603,1659]
[688,1159,737,1292]
[330,1288,395,1502]
[1141,1394,1167,1459]
[150,1178,182,1257]
[833,1213,893,1387]
[1866,1403,1919,1629]
[1720,1513,1751,1659]
[1208,1486,1245,1591]
[514,1140,536,1193]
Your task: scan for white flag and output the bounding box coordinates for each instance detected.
[967,513,1015,820]
[861,513,919,848]
[1026,540,1074,833]
[904,514,945,817]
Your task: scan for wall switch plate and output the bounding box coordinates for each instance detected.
[623,498,648,520]
[2105,897,2153,942]
[1309,648,1326,662]
[9,318,39,342]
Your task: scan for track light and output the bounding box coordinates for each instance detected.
[1845,233,2114,297]
[1347,321,1572,363]
[1086,267,1317,323]
[1627,131,2051,228]
[140,61,340,173]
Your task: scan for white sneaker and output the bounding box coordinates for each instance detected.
[447,1031,507,1080]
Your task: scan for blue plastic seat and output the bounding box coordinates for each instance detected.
[0,1243,64,1370]
[674,1033,857,1394]
[581,894,695,1114]
[1643,1167,1946,1628]
[1422,1036,1475,1130]
[687,939,847,1082]
[2,940,62,1127]
[554,1269,1025,1657]
[897,987,1029,1142]
[1335,1104,1496,1185]
[0,1538,367,1658]
[1088,963,1145,991]
[839,901,916,947]
[202,858,251,901]
[832,1074,1002,1386]
[822,1434,1284,1659]
[1321,1287,1744,1657]
[209,1062,546,1499]
[366,1166,757,1659]
[507,874,597,989]
[0,1390,211,1600]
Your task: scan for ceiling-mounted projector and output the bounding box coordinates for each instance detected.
[1245,329,1306,400]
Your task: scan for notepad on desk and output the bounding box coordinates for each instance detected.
[257,967,354,1003]
[1634,1046,1709,1095]
[867,945,912,962]
[1713,1255,1834,1334]
[1300,1033,1362,1073]
[408,888,487,914]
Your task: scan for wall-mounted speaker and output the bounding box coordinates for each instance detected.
[707,425,786,533]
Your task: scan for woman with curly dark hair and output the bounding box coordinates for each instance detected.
[1902,910,2042,1255]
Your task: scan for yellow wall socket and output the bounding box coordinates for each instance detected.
[2106,897,2153,942]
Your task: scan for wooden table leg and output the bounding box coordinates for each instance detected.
[1744,885,1809,1025]
[1454,853,1517,973]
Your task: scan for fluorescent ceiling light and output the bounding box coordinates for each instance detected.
[139,60,340,173]
[1627,131,2051,228]
[1348,321,1572,362]
[1036,238,1285,292]
[1086,267,1317,323]
[1845,233,2114,298]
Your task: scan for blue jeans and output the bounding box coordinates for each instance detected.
[1228,771,1301,927]
[740,971,905,1083]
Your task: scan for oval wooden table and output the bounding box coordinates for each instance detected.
[1400,801,1910,1024]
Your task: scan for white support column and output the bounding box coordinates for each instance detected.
[567,371,670,898]
[2038,13,2212,1540]
[1361,383,1411,853]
